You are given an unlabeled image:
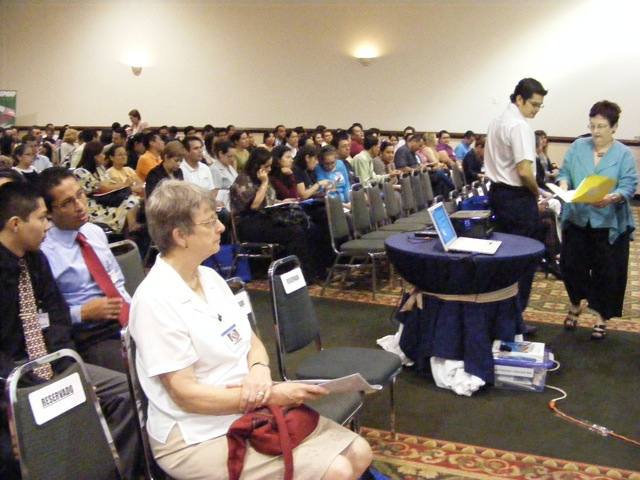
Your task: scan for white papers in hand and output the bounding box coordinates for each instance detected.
[291,373,382,394]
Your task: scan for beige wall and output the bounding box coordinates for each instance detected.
[1,0,639,141]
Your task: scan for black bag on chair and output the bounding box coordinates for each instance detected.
[263,204,311,229]
[93,187,132,207]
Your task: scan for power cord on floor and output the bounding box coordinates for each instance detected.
[546,360,640,447]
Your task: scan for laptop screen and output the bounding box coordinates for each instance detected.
[429,202,457,248]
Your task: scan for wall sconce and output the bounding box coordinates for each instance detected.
[124,51,150,77]
[354,44,379,67]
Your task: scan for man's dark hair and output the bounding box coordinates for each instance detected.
[168,126,178,136]
[127,132,144,153]
[285,129,297,140]
[214,127,226,137]
[143,131,160,149]
[111,122,122,130]
[315,124,327,132]
[0,182,42,230]
[463,130,475,139]
[293,126,305,135]
[437,130,449,139]
[21,133,36,143]
[318,145,337,163]
[403,126,415,135]
[79,129,96,143]
[366,127,380,137]
[589,100,621,127]
[38,167,76,211]
[203,124,215,134]
[380,140,393,152]
[510,77,548,103]
[364,134,379,151]
[213,139,233,157]
[348,123,362,134]
[407,133,422,143]
[226,124,236,133]
[112,127,127,139]
[183,126,196,136]
[331,130,350,149]
[99,129,113,145]
[182,135,203,152]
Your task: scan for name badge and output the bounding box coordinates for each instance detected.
[234,291,253,316]
[28,372,87,425]
[280,267,306,294]
[38,312,50,330]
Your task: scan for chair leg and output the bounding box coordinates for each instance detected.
[322,257,340,296]
[389,377,397,438]
[369,254,377,299]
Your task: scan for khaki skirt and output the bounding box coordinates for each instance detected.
[150,416,359,480]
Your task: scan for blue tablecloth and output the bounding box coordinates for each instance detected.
[385,232,545,383]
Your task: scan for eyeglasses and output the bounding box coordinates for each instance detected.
[193,216,219,228]
[527,100,544,109]
[52,189,87,209]
[588,123,610,131]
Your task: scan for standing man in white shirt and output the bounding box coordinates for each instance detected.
[485,77,547,333]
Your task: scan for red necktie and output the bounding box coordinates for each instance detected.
[76,232,129,326]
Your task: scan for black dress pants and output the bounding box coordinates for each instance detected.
[560,222,630,319]
[489,183,539,311]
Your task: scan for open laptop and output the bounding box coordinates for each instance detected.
[427,202,502,255]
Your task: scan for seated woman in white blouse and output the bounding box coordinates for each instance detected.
[131,180,372,480]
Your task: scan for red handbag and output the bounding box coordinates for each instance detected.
[227,404,319,480]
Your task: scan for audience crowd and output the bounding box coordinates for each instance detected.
[0,101,635,477]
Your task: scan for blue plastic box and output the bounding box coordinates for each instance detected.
[493,350,554,392]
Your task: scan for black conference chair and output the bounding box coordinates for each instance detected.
[110,239,145,296]
[121,328,171,480]
[6,349,122,480]
[268,255,403,433]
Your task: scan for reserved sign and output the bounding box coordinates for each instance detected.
[28,373,87,425]
[280,267,306,294]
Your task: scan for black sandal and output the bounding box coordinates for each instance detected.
[563,312,579,330]
[591,323,607,340]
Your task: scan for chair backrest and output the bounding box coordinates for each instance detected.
[450,166,465,190]
[268,256,321,381]
[411,171,426,211]
[399,174,415,214]
[366,184,389,226]
[6,349,122,480]
[382,179,401,219]
[120,328,166,480]
[325,193,351,250]
[110,239,145,296]
[350,184,374,237]
[419,168,434,204]
[226,276,259,337]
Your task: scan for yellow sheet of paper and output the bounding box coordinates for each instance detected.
[572,175,616,203]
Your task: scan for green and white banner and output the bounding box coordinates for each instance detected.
[0,90,17,128]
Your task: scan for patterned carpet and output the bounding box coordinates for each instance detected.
[363,428,640,479]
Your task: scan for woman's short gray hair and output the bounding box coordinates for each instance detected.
[146,180,216,255]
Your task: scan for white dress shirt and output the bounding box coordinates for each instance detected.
[180,160,215,191]
[484,103,536,187]
[210,159,238,210]
[130,256,252,445]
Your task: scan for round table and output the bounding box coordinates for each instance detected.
[385,232,545,384]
